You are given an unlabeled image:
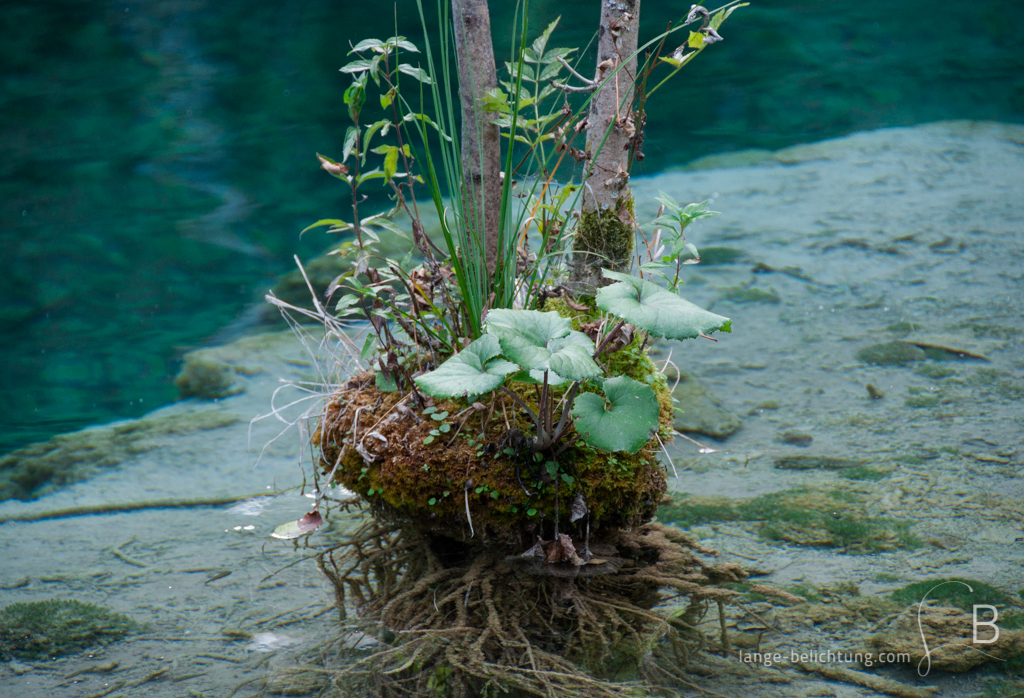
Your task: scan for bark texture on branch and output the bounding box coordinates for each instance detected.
[452,0,503,277]
[569,0,641,295]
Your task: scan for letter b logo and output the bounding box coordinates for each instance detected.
[973,605,999,644]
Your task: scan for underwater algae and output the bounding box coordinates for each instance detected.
[0,408,239,501]
[0,599,140,661]
[658,489,919,553]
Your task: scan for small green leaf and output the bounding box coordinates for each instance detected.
[432,411,448,421]
[527,508,537,517]
[340,58,375,73]
[428,497,437,506]
[561,473,574,485]
[397,63,432,84]
[367,488,375,495]
[571,375,660,454]
[475,486,484,494]
[423,435,435,445]
[439,423,451,433]
[360,333,377,362]
[503,448,515,456]
[491,490,499,500]
[375,371,398,392]
[342,127,359,163]
[687,31,705,49]
[422,407,437,415]
[383,147,399,183]
[430,429,440,436]
[350,39,384,54]
[596,270,731,340]
[301,218,351,235]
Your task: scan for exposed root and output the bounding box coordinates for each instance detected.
[309,514,751,697]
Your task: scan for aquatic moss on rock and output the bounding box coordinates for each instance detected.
[659,489,919,553]
[0,599,140,660]
[0,409,239,501]
[856,341,927,365]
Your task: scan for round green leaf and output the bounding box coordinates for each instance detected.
[571,376,660,454]
[414,335,519,397]
[486,309,600,380]
[596,270,731,340]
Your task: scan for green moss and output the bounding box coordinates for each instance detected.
[718,286,780,304]
[658,489,918,553]
[856,341,926,365]
[174,357,240,399]
[0,599,141,660]
[914,363,957,379]
[905,394,939,408]
[885,321,923,336]
[773,455,864,470]
[890,578,1018,611]
[571,199,635,291]
[839,465,889,481]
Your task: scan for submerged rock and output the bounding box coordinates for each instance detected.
[0,408,239,501]
[0,599,140,660]
[668,370,741,439]
[856,341,926,365]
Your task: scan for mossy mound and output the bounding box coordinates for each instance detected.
[315,298,676,550]
[658,489,919,553]
[317,372,670,549]
[0,599,140,660]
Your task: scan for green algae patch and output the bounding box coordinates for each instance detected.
[718,286,780,304]
[773,455,864,470]
[0,409,239,501]
[0,599,141,660]
[889,578,1019,612]
[658,489,919,553]
[856,341,926,365]
[694,246,745,266]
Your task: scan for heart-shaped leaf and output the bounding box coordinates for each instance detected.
[486,309,600,381]
[571,376,660,454]
[596,270,731,340]
[414,335,519,397]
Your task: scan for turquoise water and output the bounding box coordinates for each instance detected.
[1,0,1022,451]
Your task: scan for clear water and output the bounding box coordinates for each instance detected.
[1,2,1023,697]
[2,0,1021,453]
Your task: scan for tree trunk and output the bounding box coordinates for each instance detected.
[569,0,641,296]
[452,0,503,277]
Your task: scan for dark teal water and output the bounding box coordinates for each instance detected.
[2,0,1022,453]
